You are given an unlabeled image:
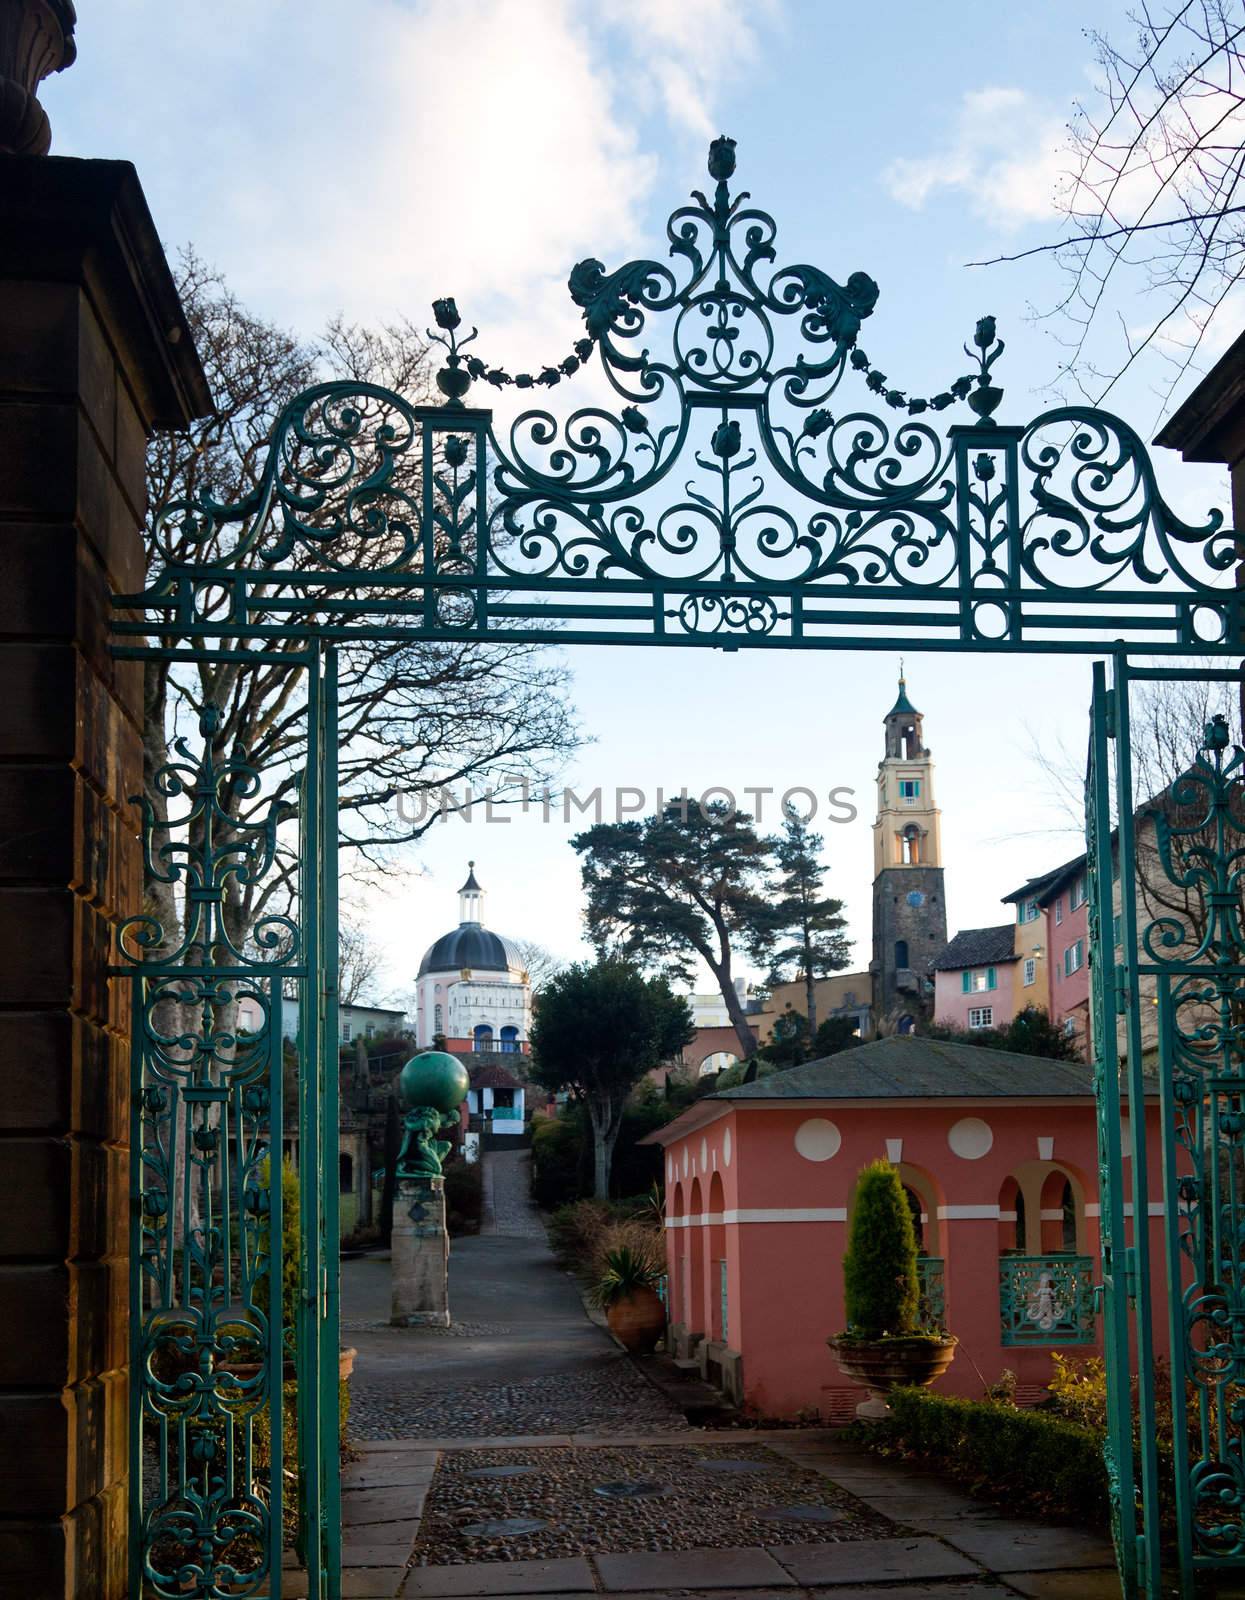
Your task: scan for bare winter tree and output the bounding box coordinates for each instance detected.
[975,2,1245,410]
[141,249,581,977]
[511,938,564,993]
[338,915,385,1007]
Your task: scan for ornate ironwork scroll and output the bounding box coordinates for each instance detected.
[1146,701,1245,1579]
[120,662,341,1598]
[113,138,1238,658]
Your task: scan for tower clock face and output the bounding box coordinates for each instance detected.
[906,890,925,908]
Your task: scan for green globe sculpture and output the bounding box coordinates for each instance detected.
[397,1050,469,1114]
[394,1051,470,1180]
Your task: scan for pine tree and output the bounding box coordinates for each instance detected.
[769,804,851,1040]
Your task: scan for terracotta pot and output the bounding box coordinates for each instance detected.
[606,1286,666,1354]
[828,1334,957,1418]
[339,1345,357,1382]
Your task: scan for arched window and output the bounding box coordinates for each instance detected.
[499,1024,518,1054]
[896,1012,915,1035]
[901,824,921,865]
[434,1003,443,1033]
[895,939,909,969]
[473,1024,493,1052]
[339,1152,353,1193]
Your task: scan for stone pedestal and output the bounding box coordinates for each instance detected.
[0,156,209,1599]
[391,1178,450,1327]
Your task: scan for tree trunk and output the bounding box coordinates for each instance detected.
[715,969,756,1060]
[805,961,817,1041]
[379,1091,400,1245]
[587,1098,620,1201]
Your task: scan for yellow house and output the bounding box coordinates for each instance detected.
[747,971,874,1045]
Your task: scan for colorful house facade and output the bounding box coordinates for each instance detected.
[646,1037,1164,1421]
[930,925,1024,1032]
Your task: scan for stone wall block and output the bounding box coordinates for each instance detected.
[0,888,74,1004]
[0,1393,69,1516]
[0,1264,70,1384]
[73,897,110,1024]
[0,764,74,882]
[0,1012,72,1132]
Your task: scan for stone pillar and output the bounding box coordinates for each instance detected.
[391,1178,450,1327]
[0,156,209,1599]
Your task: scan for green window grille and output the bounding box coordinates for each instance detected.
[916,1256,945,1325]
[999,1255,1095,1346]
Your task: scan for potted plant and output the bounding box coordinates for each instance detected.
[828,1159,956,1418]
[594,1245,667,1354]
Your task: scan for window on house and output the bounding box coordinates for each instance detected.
[968,1006,994,1029]
[1054,898,1063,925]
[1024,957,1036,986]
[343,1022,353,1042]
[473,1024,493,1052]
[899,779,920,802]
[1063,1016,1078,1037]
[1070,877,1087,910]
[434,1003,443,1033]
[1018,899,1039,924]
[1064,940,1085,976]
[961,967,998,994]
[895,939,909,969]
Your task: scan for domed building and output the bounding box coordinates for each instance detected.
[414,864,532,1053]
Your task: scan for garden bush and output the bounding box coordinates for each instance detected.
[876,1386,1109,1527]
[842,1159,919,1337]
[443,1155,484,1236]
[530,1111,590,1208]
[546,1196,664,1280]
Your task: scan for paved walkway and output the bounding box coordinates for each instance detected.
[343,1151,685,1439]
[480,1146,549,1239]
[328,1156,1129,1598]
[296,1429,1125,1599]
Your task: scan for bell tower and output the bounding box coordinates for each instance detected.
[870,673,948,1031]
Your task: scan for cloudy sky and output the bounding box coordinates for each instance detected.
[46,1,1234,1001]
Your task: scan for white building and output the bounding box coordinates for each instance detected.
[415,864,532,1051]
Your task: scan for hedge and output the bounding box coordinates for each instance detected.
[870,1386,1109,1527]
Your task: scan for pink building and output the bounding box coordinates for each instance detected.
[930,925,1021,1032]
[1038,855,1091,1052]
[646,1037,1164,1422]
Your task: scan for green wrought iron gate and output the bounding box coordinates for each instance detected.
[119,648,341,1598]
[1089,656,1245,1597]
[114,135,1243,1597]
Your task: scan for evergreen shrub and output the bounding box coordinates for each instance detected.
[842,1159,919,1338]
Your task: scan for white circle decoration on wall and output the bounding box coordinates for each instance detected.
[700,1137,708,1169]
[723,1129,732,1167]
[948,1117,994,1159]
[794,1117,842,1162]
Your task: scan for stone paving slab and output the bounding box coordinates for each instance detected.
[403,1556,596,1596]
[937,1523,1116,1573]
[341,1540,419,1565]
[594,1546,798,1590]
[346,1453,439,1489]
[770,1535,981,1585]
[280,1568,406,1598]
[343,1485,428,1526]
[1002,1571,1129,1598]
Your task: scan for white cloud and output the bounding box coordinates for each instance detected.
[885,87,1070,230]
[49,0,771,349]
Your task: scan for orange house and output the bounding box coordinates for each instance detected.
[645,1036,1164,1421]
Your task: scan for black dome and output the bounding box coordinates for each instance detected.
[417,924,522,977]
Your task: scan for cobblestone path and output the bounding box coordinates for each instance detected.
[343,1153,685,1441]
[479,1148,547,1239]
